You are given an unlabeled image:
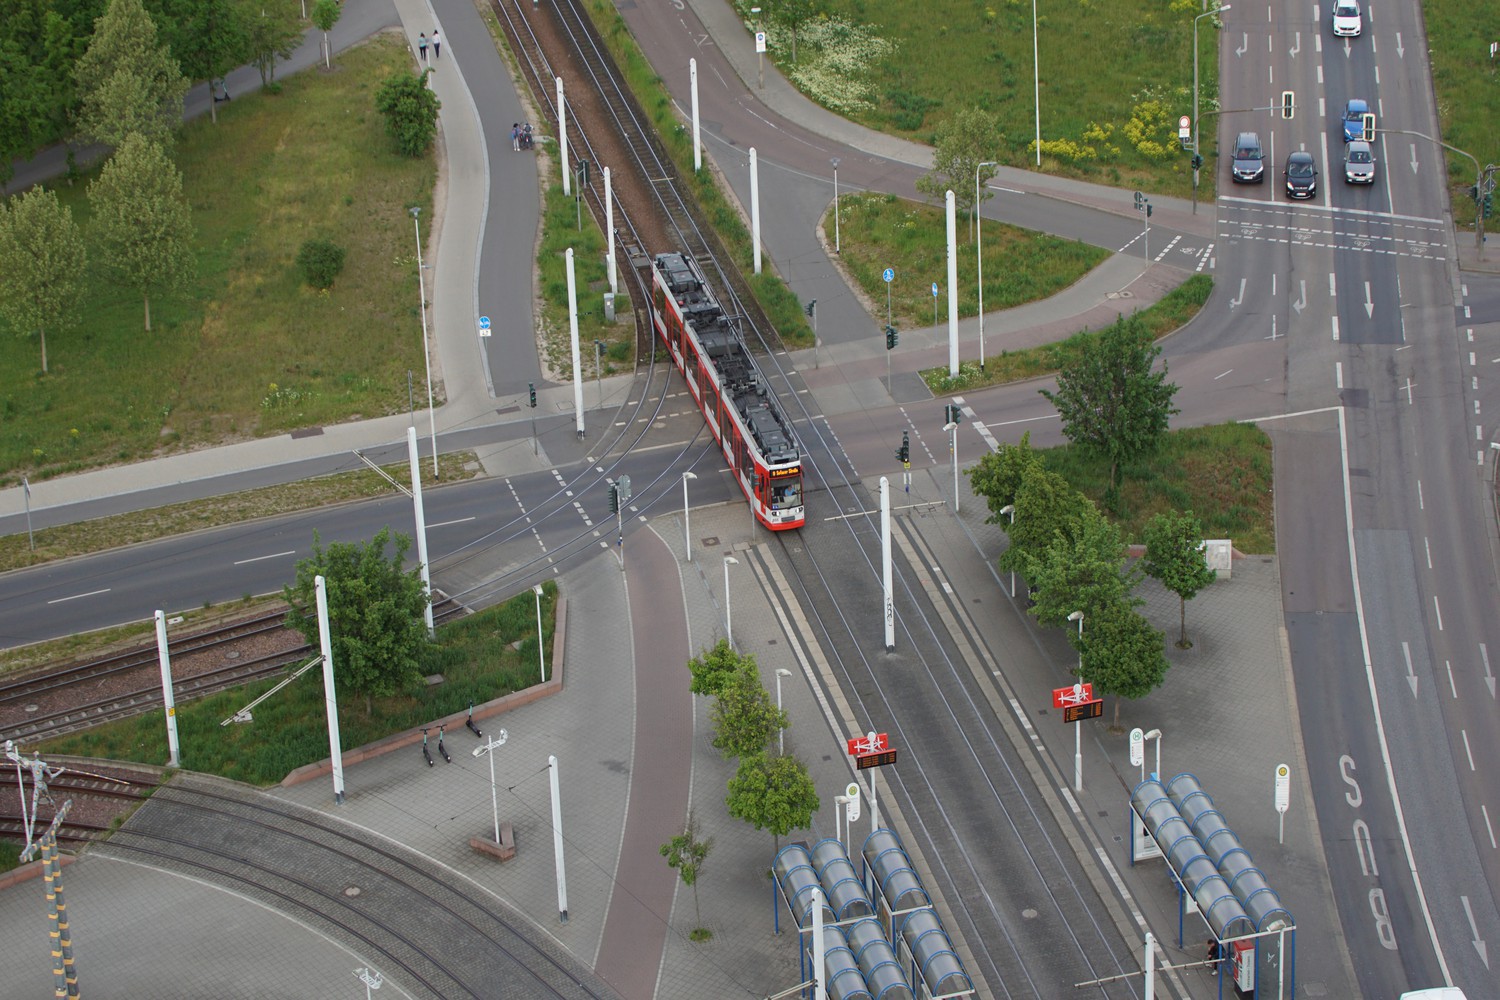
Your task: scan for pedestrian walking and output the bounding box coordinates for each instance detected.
[432,29,441,59]
[511,123,520,151]
[418,32,428,62]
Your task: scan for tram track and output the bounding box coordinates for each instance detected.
[98,775,618,1000]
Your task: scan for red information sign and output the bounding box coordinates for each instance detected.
[846,733,889,756]
[1052,683,1094,709]
[855,749,898,770]
[1063,699,1104,723]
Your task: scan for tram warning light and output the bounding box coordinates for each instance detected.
[1361,112,1376,142]
[528,382,537,408]
[897,431,910,464]
[608,484,619,514]
[1281,90,1295,120]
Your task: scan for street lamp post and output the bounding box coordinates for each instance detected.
[1144,728,1163,780]
[775,668,791,754]
[1067,610,1085,792]
[975,161,997,370]
[724,555,739,644]
[751,6,763,89]
[831,158,841,254]
[999,504,1016,598]
[1192,5,1230,215]
[533,584,547,682]
[681,471,697,562]
[943,419,959,512]
[411,207,439,478]
[1032,0,1041,166]
[471,729,510,848]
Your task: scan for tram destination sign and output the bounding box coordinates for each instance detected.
[855,748,898,770]
[1062,699,1104,723]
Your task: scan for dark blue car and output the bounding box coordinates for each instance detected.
[1343,99,1370,142]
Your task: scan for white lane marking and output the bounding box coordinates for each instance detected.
[1332,316,1340,341]
[1336,362,1344,388]
[1331,273,1338,297]
[233,550,295,566]
[1434,595,1444,631]
[1446,661,1457,699]
[427,516,477,529]
[1483,807,1497,849]
[47,588,111,605]
[1462,731,1475,770]
[1215,369,1233,380]
[1424,537,1432,569]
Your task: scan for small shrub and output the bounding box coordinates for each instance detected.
[296,239,347,289]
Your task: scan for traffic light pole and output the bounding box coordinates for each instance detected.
[1377,128,1491,256]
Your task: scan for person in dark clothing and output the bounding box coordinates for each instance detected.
[418,33,428,61]
[431,29,441,58]
[1205,938,1221,974]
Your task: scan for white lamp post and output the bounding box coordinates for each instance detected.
[1144,728,1163,780]
[471,729,510,847]
[831,157,841,254]
[975,160,997,370]
[533,584,546,682]
[681,471,697,562]
[1032,0,1042,166]
[999,504,1017,598]
[1192,5,1230,215]
[775,668,791,754]
[750,6,763,89]
[411,207,438,478]
[1067,610,1085,792]
[724,555,739,644]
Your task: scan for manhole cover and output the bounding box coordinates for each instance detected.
[24,704,39,713]
[345,886,362,897]
[1021,908,1038,920]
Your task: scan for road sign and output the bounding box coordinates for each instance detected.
[843,782,861,823]
[855,748,898,770]
[931,282,939,298]
[882,267,895,283]
[1062,699,1104,723]
[1052,682,1094,708]
[1129,727,1144,767]
[755,31,766,52]
[1274,763,1291,814]
[478,315,491,338]
[1178,115,1191,140]
[847,732,889,755]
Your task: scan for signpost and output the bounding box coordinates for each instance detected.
[1274,763,1291,843]
[478,315,491,338]
[847,731,894,831]
[883,267,896,393]
[931,280,939,327]
[1055,682,1102,791]
[1129,726,1145,782]
[1178,114,1192,149]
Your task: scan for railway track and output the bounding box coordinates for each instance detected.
[0,763,159,848]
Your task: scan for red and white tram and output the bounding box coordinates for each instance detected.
[650,252,805,530]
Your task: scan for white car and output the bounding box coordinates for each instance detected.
[1332,0,1362,37]
[1343,140,1376,184]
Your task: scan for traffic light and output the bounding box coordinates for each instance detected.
[528,382,537,408]
[1361,112,1376,142]
[608,484,619,514]
[896,431,910,465]
[885,325,899,350]
[945,403,963,425]
[1281,90,1295,120]
[1191,153,1204,170]
[1485,193,1495,219]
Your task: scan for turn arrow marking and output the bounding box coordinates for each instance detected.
[1229,277,1246,311]
[1293,279,1307,314]
[1236,32,1248,57]
[1289,31,1300,58]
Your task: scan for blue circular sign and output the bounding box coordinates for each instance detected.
[882,268,895,283]
[931,282,939,297]
[479,316,491,329]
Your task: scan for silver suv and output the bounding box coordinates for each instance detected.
[1231,132,1265,183]
[1343,140,1376,184]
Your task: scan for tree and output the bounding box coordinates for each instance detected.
[768,0,819,62]
[1022,504,1141,630]
[1080,598,1170,726]
[997,465,1093,577]
[915,107,1001,223]
[282,527,432,715]
[660,812,713,940]
[0,3,83,186]
[968,431,1042,525]
[310,0,340,69]
[88,133,195,331]
[0,187,87,374]
[725,752,819,853]
[375,69,441,157]
[73,0,187,148]
[154,0,250,124]
[687,638,750,697]
[1040,315,1180,497]
[710,662,788,760]
[245,0,302,89]
[1142,509,1217,648]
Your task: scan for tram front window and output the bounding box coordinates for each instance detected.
[771,480,801,510]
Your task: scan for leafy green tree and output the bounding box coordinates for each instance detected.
[1080,598,1169,726]
[154,0,250,124]
[73,0,187,148]
[997,465,1093,577]
[310,0,340,69]
[660,812,713,938]
[725,752,819,853]
[245,0,302,89]
[915,107,1001,223]
[375,69,441,157]
[1023,505,1141,630]
[710,662,787,759]
[687,638,749,697]
[768,0,819,62]
[1040,315,1180,497]
[0,3,84,185]
[282,527,432,715]
[1142,509,1217,648]
[0,187,87,374]
[87,133,195,331]
[968,431,1042,526]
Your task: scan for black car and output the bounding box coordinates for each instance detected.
[1284,151,1317,199]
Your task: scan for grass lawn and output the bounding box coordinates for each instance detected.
[537,183,634,379]
[835,191,1108,329]
[1423,0,1500,231]
[921,274,1213,393]
[1035,421,1275,553]
[740,0,1220,199]
[0,35,435,486]
[38,584,557,785]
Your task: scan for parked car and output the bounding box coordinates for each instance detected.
[1343,99,1371,142]
[1284,151,1318,199]
[1231,132,1265,183]
[1331,0,1362,37]
[1343,140,1376,184]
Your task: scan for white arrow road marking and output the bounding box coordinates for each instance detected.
[1344,37,1352,58]
[1402,642,1419,697]
[1236,32,1248,57]
[1396,32,1405,57]
[1293,279,1307,314]
[1411,145,1419,175]
[1289,31,1300,58]
[1482,643,1497,698]
[1365,282,1375,318]
[1461,896,1490,968]
[1230,277,1246,310]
